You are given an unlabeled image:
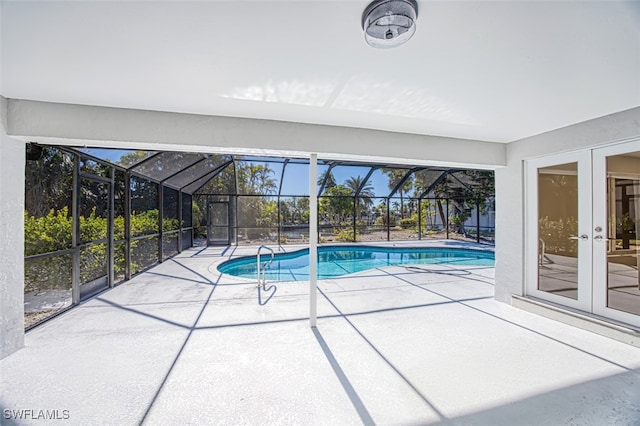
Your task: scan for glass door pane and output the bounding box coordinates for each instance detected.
[526,150,591,312]
[593,144,640,326]
[537,162,579,299]
[607,174,639,315]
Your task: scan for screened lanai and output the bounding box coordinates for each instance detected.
[23,144,495,329]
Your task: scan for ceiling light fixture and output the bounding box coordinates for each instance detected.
[362,0,418,49]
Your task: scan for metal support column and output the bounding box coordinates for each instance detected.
[108,167,115,287]
[234,195,239,245]
[277,160,288,245]
[71,155,80,304]
[205,197,210,246]
[309,153,318,328]
[476,199,481,243]
[233,159,239,245]
[418,198,422,240]
[446,198,450,239]
[277,194,281,244]
[178,191,183,253]
[352,197,357,242]
[124,172,131,280]
[386,198,390,241]
[158,184,164,262]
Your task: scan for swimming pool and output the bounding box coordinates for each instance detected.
[218,245,494,281]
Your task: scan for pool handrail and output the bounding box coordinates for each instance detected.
[256,245,276,305]
[257,245,275,286]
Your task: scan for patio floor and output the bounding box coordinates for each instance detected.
[1,242,639,425]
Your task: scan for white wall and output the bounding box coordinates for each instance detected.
[495,107,640,303]
[0,1,3,96]
[0,96,25,358]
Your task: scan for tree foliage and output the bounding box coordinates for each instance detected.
[317,169,337,191]
[25,147,73,217]
[319,185,354,230]
[116,150,154,168]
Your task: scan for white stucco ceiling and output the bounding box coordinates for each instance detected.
[1,0,639,143]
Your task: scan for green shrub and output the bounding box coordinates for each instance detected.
[398,217,417,229]
[24,207,73,256]
[449,214,465,227]
[131,209,159,236]
[334,228,355,242]
[374,215,396,227]
[24,208,169,293]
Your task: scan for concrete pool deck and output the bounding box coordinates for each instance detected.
[1,241,639,425]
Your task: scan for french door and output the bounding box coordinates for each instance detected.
[527,139,640,327]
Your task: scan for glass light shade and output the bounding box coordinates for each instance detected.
[362,0,418,48]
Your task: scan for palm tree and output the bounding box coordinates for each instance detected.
[413,170,448,228]
[345,176,374,214]
[317,169,336,192]
[383,169,413,219]
[344,176,375,201]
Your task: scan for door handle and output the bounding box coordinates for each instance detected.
[593,235,610,241]
[569,234,589,240]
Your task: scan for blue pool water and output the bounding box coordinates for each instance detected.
[218,245,494,281]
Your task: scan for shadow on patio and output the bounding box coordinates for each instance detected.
[1,245,639,425]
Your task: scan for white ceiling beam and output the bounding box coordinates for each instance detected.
[6,98,506,169]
